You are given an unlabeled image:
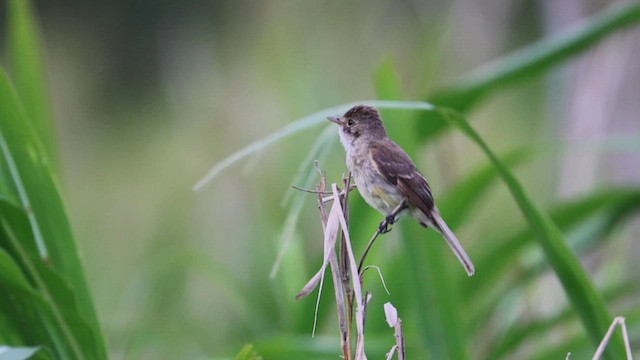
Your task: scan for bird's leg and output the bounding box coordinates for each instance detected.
[378,201,408,234]
[385,214,397,225]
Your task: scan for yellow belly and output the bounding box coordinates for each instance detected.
[347,149,405,215]
[353,172,404,215]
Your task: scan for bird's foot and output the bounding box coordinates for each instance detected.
[378,214,396,234]
[378,222,391,234]
[386,214,397,225]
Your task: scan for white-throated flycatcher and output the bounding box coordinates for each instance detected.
[328,105,475,276]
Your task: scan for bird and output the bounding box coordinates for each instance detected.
[327,105,475,276]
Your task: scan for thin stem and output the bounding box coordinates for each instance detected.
[292,184,356,195]
[292,185,332,194]
[339,174,354,358]
[357,200,407,274]
[357,229,382,275]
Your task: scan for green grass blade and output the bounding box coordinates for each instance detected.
[488,280,639,359]
[0,246,34,295]
[469,189,640,298]
[192,100,434,191]
[439,108,625,359]
[0,200,103,359]
[0,70,107,359]
[436,2,640,110]
[0,70,50,261]
[417,2,640,140]
[471,195,640,357]
[7,0,56,162]
[0,215,80,359]
[467,189,640,344]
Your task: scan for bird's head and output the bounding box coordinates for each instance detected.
[327,105,387,148]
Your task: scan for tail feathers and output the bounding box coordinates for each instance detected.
[430,210,475,276]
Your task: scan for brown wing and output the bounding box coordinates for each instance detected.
[369,140,434,213]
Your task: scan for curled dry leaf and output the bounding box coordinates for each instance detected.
[384,302,398,327]
[331,184,368,360]
[295,195,341,300]
[383,302,405,360]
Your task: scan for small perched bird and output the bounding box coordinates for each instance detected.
[328,105,475,276]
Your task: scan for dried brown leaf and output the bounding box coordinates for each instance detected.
[383,302,405,360]
[295,195,341,300]
[384,302,398,327]
[331,184,367,360]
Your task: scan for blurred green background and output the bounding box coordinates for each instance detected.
[1,0,639,359]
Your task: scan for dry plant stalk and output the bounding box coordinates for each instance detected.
[591,316,633,360]
[565,316,633,360]
[384,302,405,360]
[295,165,406,360]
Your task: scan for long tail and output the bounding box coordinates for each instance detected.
[428,208,475,276]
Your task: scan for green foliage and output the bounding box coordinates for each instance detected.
[441,108,626,359]
[7,0,56,165]
[417,1,640,141]
[0,1,107,359]
[1,0,639,359]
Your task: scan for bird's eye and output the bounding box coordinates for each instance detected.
[347,119,355,126]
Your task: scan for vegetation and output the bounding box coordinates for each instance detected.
[0,1,638,359]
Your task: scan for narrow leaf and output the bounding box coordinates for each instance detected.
[418,2,640,140]
[0,201,100,359]
[193,100,434,191]
[439,108,625,359]
[295,196,341,300]
[7,0,56,162]
[0,69,106,358]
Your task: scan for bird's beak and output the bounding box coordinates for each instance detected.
[327,116,343,125]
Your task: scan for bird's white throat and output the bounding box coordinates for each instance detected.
[338,128,355,154]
